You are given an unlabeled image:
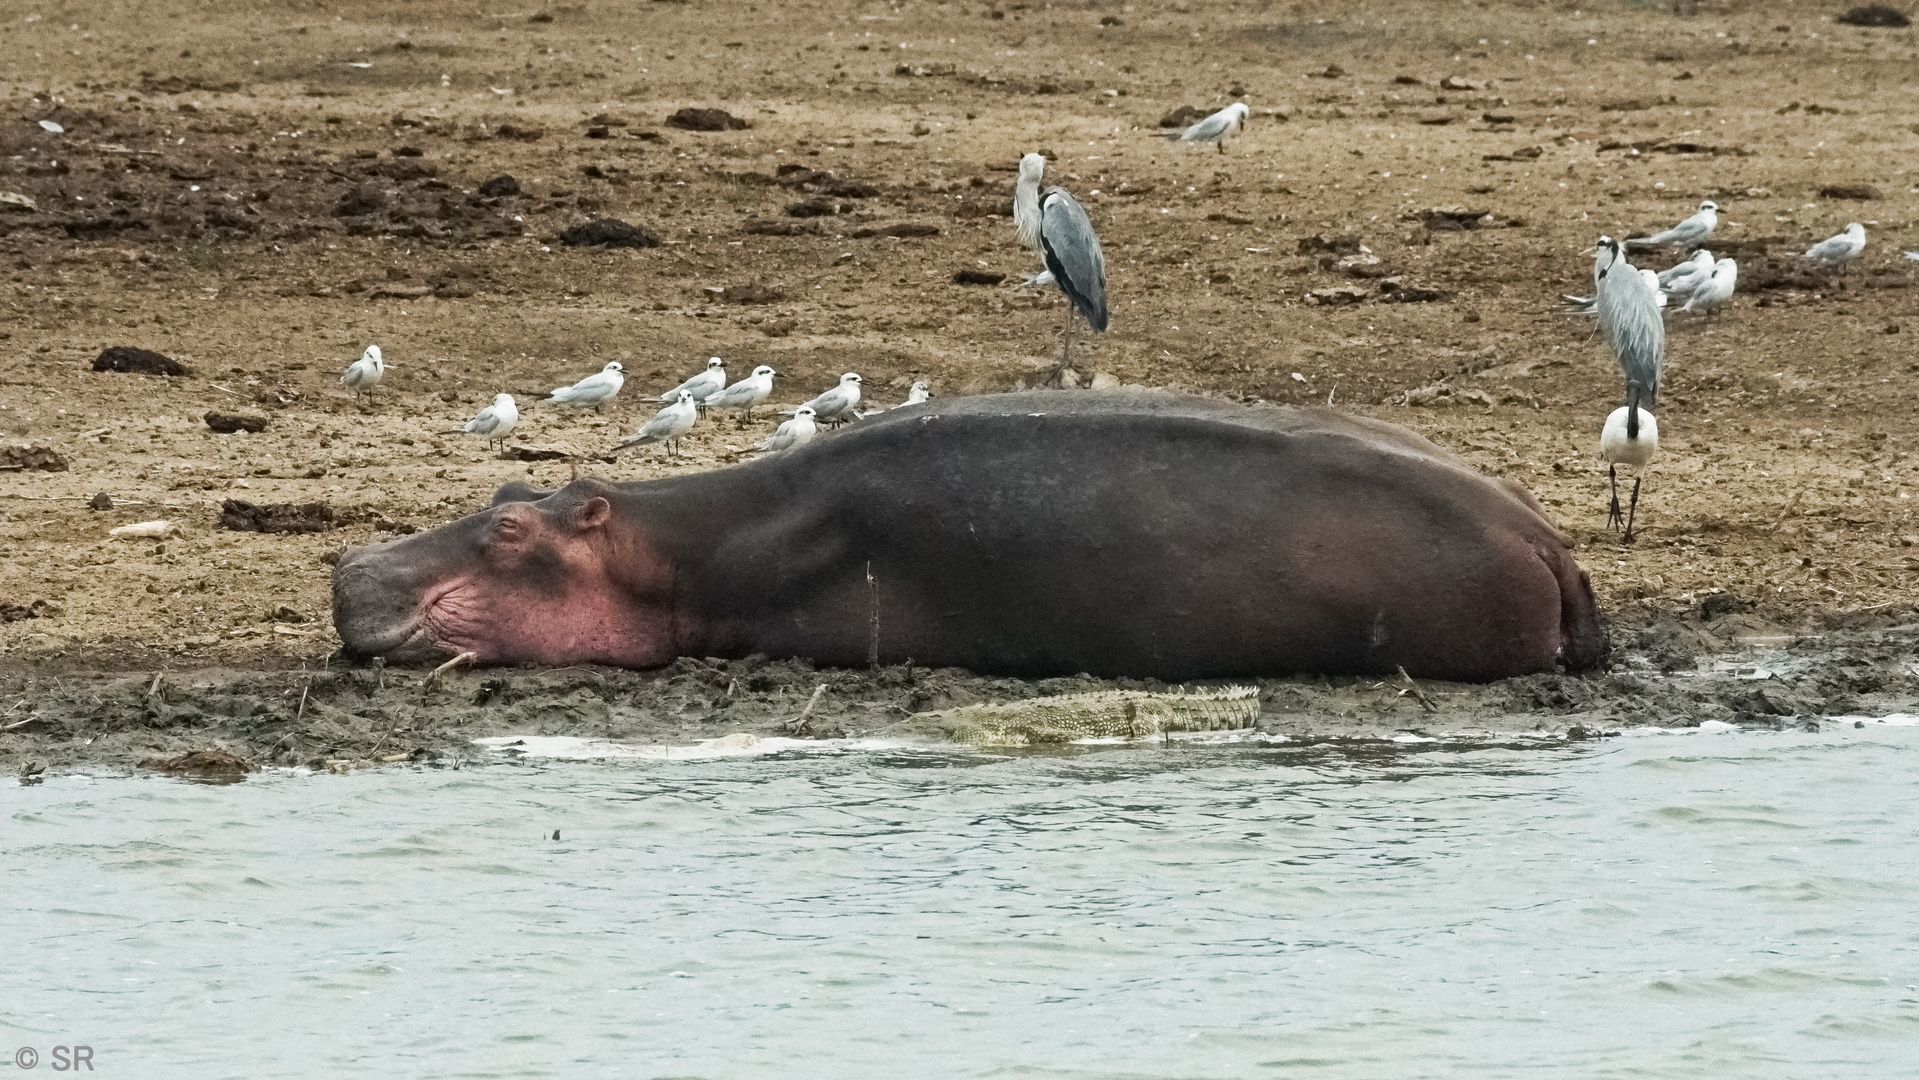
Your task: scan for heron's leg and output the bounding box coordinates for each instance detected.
[1623,474,1644,544]
[1607,464,1624,531]
[1217,142,1225,155]
[1062,301,1074,371]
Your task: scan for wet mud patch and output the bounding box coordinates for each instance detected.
[6,618,1918,777]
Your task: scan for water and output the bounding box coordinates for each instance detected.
[7,726,1919,1079]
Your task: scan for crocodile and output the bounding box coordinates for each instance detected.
[892,685,1262,746]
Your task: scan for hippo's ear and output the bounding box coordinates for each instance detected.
[570,496,612,532]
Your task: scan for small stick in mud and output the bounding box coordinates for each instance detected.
[785,682,828,734]
[427,651,479,684]
[147,672,163,700]
[1396,665,1438,713]
[295,684,310,722]
[372,656,387,691]
[1770,488,1805,531]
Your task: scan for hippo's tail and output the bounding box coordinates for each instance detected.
[1546,544,1609,672]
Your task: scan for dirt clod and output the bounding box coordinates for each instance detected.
[555,218,660,248]
[1817,184,1882,201]
[218,500,340,534]
[477,174,521,197]
[138,748,258,781]
[665,107,749,131]
[1837,4,1911,27]
[953,269,1006,285]
[88,492,112,510]
[91,346,187,376]
[1,444,68,472]
[204,411,269,434]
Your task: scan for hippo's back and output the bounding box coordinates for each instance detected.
[686,392,1602,682]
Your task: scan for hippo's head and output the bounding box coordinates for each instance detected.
[331,480,676,668]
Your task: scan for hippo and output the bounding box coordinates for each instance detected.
[332,392,1606,682]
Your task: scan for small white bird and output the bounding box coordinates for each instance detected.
[703,364,777,420]
[1678,258,1737,317]
[547,361,625,412]
[1639,268,1668,310]
[339,345,385,401]
[1013,152,1047,251]
[448,393,518,451]
[1157,102,1252,154]
[1600,390,1659,544]
[752,406,817,454]
[659,357,727,408]
[795,372,863,427]
[1625,200,1718,251]
[615,389,697,456]
[894,381,931,409]
[1657,249,1715,298]
[1802,223,1866,269]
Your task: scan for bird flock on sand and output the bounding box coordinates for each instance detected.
[1572,201,1872,542]
[327,94,1880,545]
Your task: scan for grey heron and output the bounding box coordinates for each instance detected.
[752,406,818,454]
[339,345,385,401]
[704,364,777,422]
[1154,101,1251,153]
[1593,236,1665,408]
[546,361,625,412]
[1802,223,1866,269]
[1624,200,1717,251]
[1678,258,1737,317]
[1037,186,1108,379]
[659,357,727,410]
[615,389,697,456]
[448,393,518,452]
[1599,383,1658,544]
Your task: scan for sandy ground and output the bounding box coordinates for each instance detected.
[2,0,1917,769]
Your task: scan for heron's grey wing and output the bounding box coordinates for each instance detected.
[1596,262,1664,406]
[1038,190,1108,331]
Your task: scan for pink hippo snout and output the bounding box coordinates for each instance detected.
[330,487,679,668]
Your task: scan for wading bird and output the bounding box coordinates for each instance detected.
[1037,186,1108,380]
[546,361,625,412]
[339,345,385,401]
[1802,223,1866,270]
[1594,237,1665,407]
[1624,200,1717,251]
[1155,101,1252,153]
[1600,383,1659,543]
[614,389,697,457]
[448,393,518,452]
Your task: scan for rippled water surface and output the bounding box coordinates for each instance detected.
[7,727,1919,1079]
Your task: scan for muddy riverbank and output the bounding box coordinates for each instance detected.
[7,602,1917,776]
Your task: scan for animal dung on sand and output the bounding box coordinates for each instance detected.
[92,346,189,377]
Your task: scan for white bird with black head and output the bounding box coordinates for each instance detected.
[1802,223,1866,270]
[546,361,625,412]
[659,357,727,410]
[614,389,697,457]
[448,393,518,452]
[1155,101,1252,153]
[340,345,385,401]
[703,364,778,421]
[1625,200,1717,251]
[752,406,817,455]
[795,372,863,428]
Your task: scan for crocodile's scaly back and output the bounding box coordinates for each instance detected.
[895,686,1261,746]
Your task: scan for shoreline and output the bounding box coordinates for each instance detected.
[7,604,1917,776]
